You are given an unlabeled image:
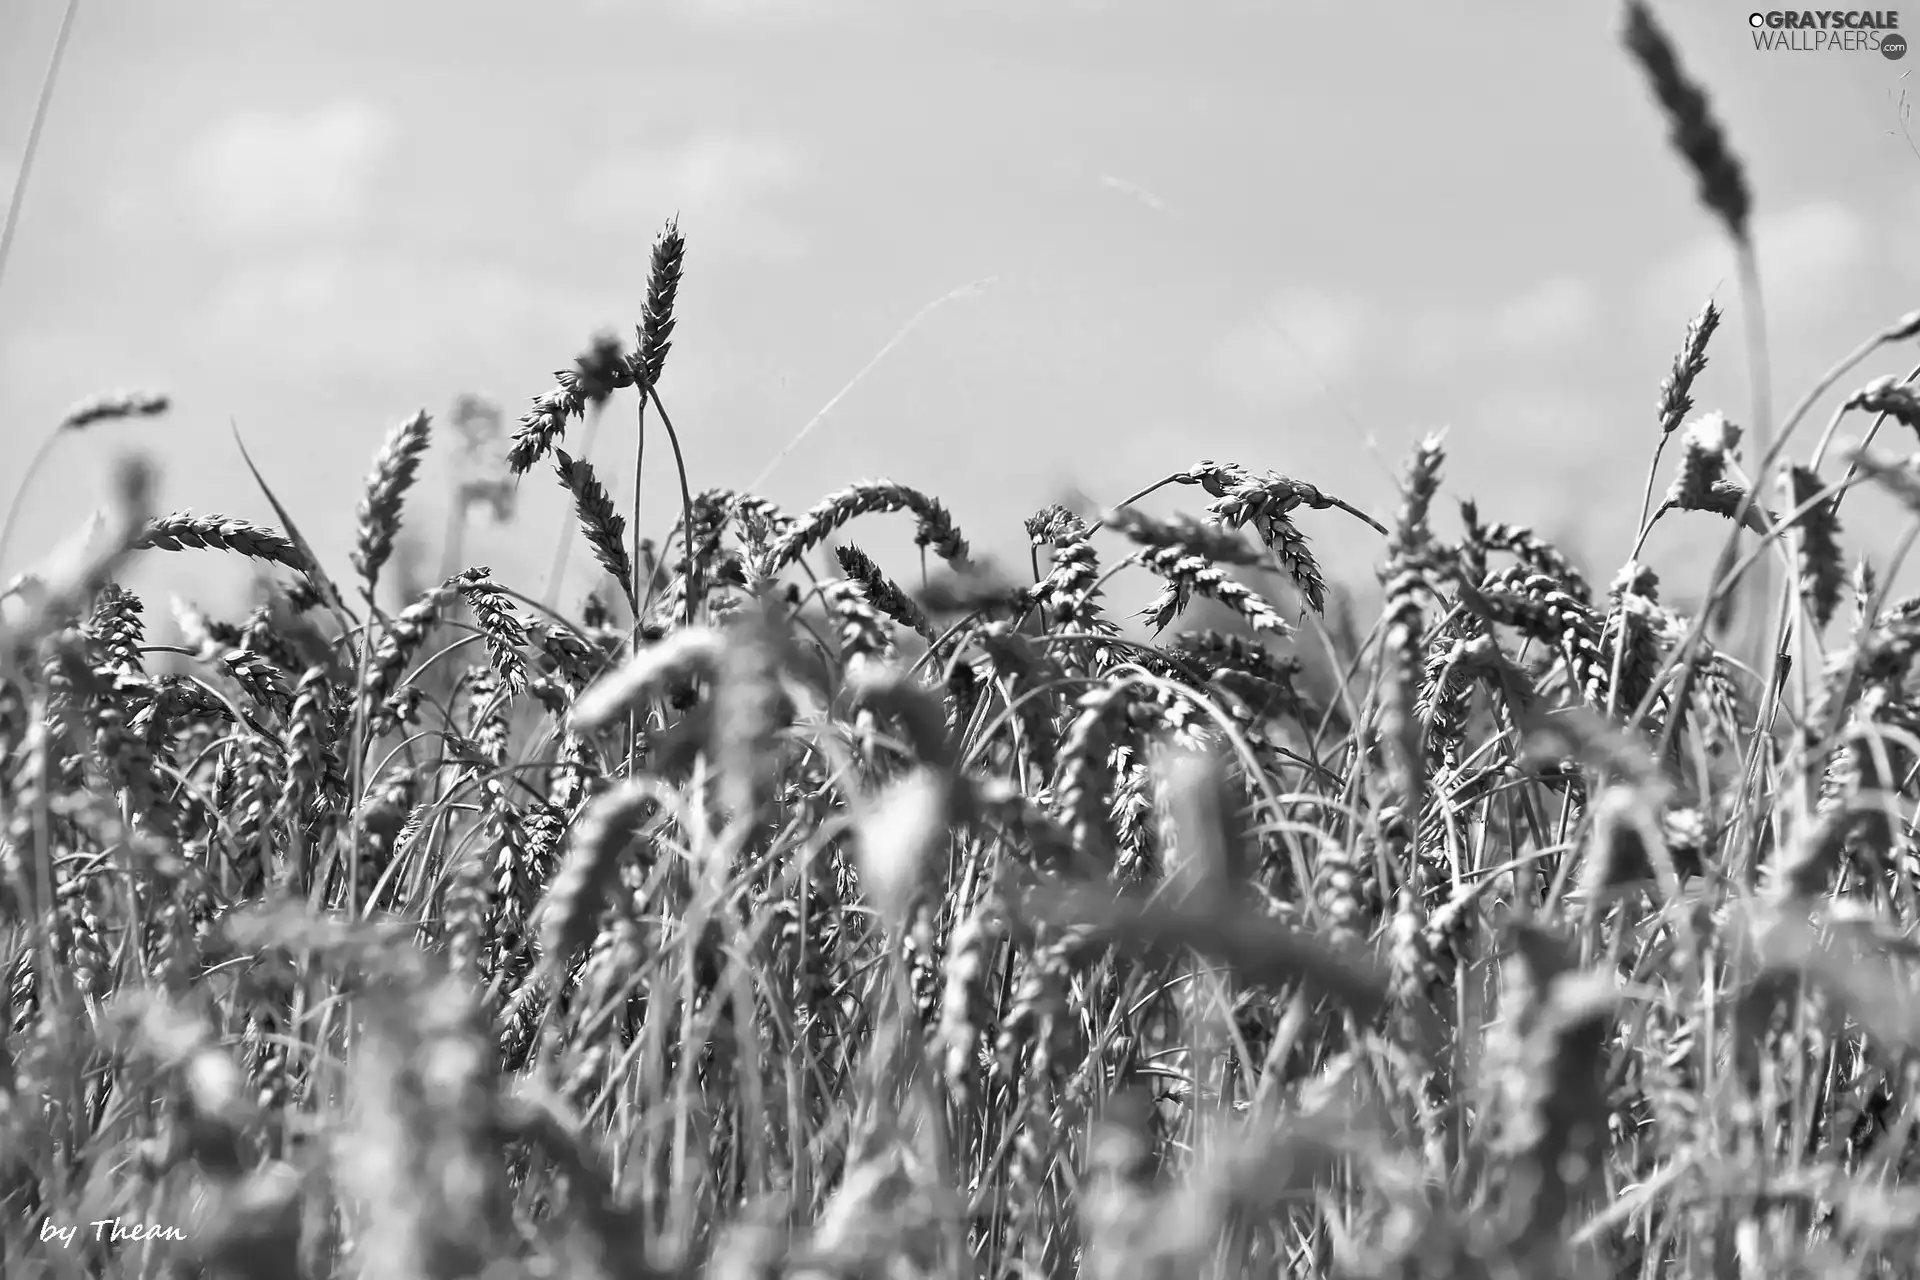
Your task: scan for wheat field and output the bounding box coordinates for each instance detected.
[5,5,1920,1278]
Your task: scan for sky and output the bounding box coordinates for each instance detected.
[3,0,1920,635]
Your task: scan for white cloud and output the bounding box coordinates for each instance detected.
[1211,288,1373,409]
[1407,275,1598,374]
[569,132,805,259]
[186,103,394,239]
[1639,199,1873,329]
[1488,275,1597,353]
[196,252,612,377]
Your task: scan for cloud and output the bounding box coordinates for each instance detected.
[196,252,612,377]
[1488,275,1597,353]
[1470,386,1610,457]
[1639,199,1873,328]
[185,103,394,239]
[569,132,805,259]
[1407,274,1598,374]
[1211,288,1373,409]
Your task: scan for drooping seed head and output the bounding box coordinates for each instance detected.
[59,389,170,433]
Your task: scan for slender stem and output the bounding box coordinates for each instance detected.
[340,612,377,922]
[0,0,80,306]
[1820,361,1920,521]
[1800,334,1905,473]
[1085,475,1182,536]
[1629,436,1671,558]
[646,385,700,630]
[630,391,648,637]
[1733,239,1775,676]
[624,387,648,781]
[1322,495,1388,536]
